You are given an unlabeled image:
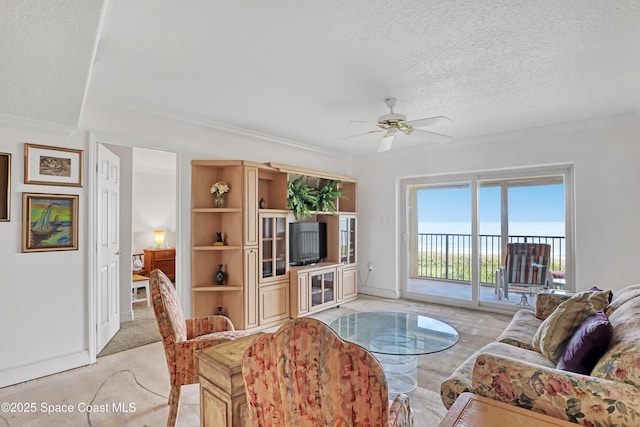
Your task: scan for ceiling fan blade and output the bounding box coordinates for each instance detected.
[411,128,452,144]
[378,132,395,152]
[407,116,452,128]
[339,130,381,141]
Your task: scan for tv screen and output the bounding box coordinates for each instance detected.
[289,222,327,265]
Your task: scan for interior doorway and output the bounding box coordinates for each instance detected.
[93,143,177,358]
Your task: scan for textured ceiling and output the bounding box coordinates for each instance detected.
[3,1,640,153]
[0,0,103,127]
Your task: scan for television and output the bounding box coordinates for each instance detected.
[289,222,327,266]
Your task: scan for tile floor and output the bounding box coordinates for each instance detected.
[0,294,513,426]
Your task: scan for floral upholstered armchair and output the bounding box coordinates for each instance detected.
[242,317,413,427]
[149,269,248,427]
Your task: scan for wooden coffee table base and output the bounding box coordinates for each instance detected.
[439,392,576,427]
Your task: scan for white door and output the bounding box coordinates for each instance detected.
[96,144,121,353]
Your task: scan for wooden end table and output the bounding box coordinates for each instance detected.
[439,393,576,427]
[196,333,262,427]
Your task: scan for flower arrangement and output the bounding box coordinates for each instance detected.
[210,181,230,196]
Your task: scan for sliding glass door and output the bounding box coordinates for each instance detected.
[403,166,572,310]
[406,181,474,301]
[478,175,566,303]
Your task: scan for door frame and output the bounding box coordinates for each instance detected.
[87,133,182,362]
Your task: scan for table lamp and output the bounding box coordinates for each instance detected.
[153,229,165,248]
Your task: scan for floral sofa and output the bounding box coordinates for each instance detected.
[440,285,640,426]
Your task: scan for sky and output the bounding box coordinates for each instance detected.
[418,183,565,224]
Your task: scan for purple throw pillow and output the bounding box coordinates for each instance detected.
[556,311,613,375]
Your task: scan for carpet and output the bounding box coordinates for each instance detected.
[98,302,161,357]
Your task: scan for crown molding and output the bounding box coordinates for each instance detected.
[451,111,639,147]
[0,113,76,137]
[89,100,347,159]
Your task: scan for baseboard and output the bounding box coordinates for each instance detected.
[358,287,399,299]
[120,310,134,322]
[0,350,91,388]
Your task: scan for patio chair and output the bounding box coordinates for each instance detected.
[149,269,248,426]
[242,317,413,427]
[496,243,551,305]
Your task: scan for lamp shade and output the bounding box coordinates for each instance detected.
[153,230,165,247]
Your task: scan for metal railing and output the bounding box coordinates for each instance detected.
[417,233,565,284]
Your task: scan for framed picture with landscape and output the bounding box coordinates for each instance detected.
[22,193,78,252]
[0,152,10,221]
[24,143,83,187]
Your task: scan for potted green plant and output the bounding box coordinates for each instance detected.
[287,176,318,220]
[314,179,345,215]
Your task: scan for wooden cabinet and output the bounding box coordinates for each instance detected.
[243,167,259,247]
[243,248,258,329]
[191,161,246,327]
[341,266,357,301]
[321,214,357,265]
[259,211,289,284]
[290,263,342,317]
[259,280,290,326]
[319,211,357,305]
[144,248,176,281]
[192,160,357,329]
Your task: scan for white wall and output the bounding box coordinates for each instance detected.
[0,125,89,386]
[131,150,177,253]
[353,115,640,300]
[0,102,350,387]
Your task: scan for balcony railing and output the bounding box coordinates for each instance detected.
[417,233,565,284]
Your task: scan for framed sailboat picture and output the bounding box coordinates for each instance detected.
[22,193,78,252]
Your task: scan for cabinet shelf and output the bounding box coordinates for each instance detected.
[192,245,242,251]
[192,207,242,213]
[193,286,243,292]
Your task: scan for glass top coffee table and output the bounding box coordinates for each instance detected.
[330,312,459,395]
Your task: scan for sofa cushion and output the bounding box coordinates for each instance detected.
[440,341,554,409]
[532,291,611,363]
[556,311,613,375]
[591,338,640,387]
[606,284,640,316]
[592,297,640,387]
[535,292,572,320]
[496,310,541,350]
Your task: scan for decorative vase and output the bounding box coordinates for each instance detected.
[215,264,227,285]
[214,194,225,208]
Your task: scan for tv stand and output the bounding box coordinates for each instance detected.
[290,262,357,318]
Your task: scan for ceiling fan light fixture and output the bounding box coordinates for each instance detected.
[346,97,453,152]
[378,128,396,152]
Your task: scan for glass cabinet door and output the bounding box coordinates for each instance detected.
[275,216,287,276]
[310,270,335,308]
[323,271,335,304]
[260,212,288,282]
[311,274,323,307]
[261,217,273,279]
[339,216,356,264]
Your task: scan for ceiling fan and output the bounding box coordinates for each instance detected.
[367,97,452,152]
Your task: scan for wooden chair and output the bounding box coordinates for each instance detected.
[149,269,248,426]
[242,317,413,427]
[132,252,147,276]
[497,243,551,304]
